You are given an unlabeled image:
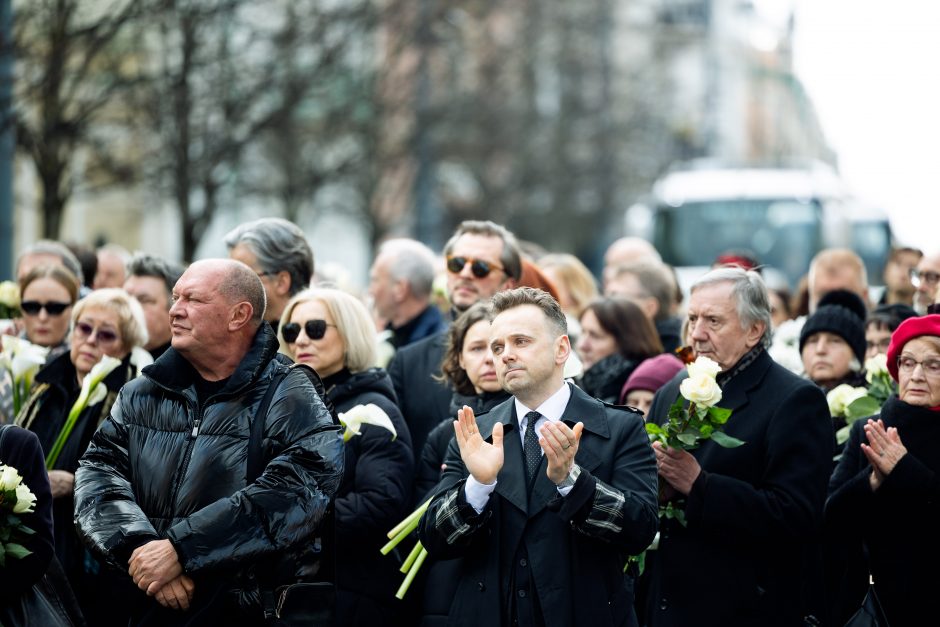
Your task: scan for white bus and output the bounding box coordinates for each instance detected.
[624,160,892,289]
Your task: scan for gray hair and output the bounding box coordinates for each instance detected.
[377,238,437,297]
[127,252,186,310]
[691,267,772,348]
[443,220,523,281]
[609,261,675,322]
[16,240,84,283]
[224,218,314,296]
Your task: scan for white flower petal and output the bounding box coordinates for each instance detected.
[338,403,397,441]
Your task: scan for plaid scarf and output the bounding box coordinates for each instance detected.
[716,344,765,389]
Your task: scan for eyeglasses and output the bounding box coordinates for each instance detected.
[910,269,940,288]
[73,320,120,346]
[897,355,940,377]
[866,338,892,353]
[21,300,71,316]
[282,319,335,343]
[446,255,505,279]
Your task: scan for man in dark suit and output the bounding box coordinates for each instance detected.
[640,267,833,627]
[419,287,659,627]
[389,220,522,464]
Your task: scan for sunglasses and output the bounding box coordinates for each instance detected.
[282,319,335,343]
[73,320,120,346]
[446,255,505,279]
[21,300,71,316]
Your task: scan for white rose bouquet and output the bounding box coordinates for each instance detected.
[0,462,38,566]
[829,353,897,445]
[644,356,743,525]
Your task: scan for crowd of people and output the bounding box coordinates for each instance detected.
[0,217,939,627]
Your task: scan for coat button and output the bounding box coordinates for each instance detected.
[478,582,485,592]
[660,597,668,610]
[518,590,527,598]
[520,558,527,567]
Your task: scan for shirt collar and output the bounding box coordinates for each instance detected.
[514,381,571,428]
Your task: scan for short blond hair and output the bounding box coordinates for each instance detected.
[278,288,376,372]
[72,288,149,352]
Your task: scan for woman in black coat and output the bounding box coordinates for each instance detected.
[576,298,662,403]
[279,287,413,627]
[826,314,940,627]
[15,288,146,625]
[414,302,510,503]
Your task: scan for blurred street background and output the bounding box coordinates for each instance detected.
[1,0,937,286]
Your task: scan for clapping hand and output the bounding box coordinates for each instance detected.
[454,405,504,485]
[860,419,907,491]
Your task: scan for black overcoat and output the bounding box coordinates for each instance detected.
[419,383,659,627]
[640,350,832,627]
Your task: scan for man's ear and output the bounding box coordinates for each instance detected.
[502,277,518,290]
[229,302,254,330]
[639,296,659,320]
[744,320,767,349]
[273,270,292,297]
[392,278,409,303]
[555,334,571,366]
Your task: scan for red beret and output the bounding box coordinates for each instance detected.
[886,314,940,381]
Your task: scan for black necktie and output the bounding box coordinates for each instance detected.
[524,411,542,483]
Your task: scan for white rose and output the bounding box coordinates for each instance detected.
[686,356,721,381]
[864,353,889,384]
[826,384,868,417]
[680,373,723,407]
[13,482,37,514]
[0,464,23,491]
[0,281,20,309]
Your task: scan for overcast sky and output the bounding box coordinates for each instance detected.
[792,1,940,254]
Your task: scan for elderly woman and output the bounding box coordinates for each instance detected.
[825,314,940,626]
[800,290,868,391]
[279,287,413,627]
[15,287,146,622]
[576,297,663,403]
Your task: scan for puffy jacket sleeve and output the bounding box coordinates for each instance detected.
[74,385,162,567]
[165,368,344,572]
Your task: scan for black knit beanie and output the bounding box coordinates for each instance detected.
[799,289,867,364]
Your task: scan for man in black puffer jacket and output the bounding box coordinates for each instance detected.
[74,259,344,626]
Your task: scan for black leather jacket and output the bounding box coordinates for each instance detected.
[74,324,344,604]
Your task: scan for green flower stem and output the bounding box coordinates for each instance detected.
[386,498,430,540]
[381,511,423,555]
[399,540,424,574]
[395,545,428,600]
[45,394,89,470]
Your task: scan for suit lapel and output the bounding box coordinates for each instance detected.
[491,404,528,514]
[528,386,608,517]
[718,350,773,415]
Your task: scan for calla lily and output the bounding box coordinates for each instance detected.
[46,355,122,469]
[1,336,50,415]
[338,403,397,443]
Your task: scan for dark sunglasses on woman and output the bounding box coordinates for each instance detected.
[21,300,71,316]
[445,255,504,279]
[282,319,335,343]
